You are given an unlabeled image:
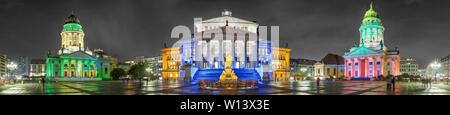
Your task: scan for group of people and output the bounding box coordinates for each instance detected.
[386,76,396,90]
[421,77,432,88]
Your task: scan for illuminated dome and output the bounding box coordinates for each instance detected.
[363,3,379,19]
[62,13,83,32]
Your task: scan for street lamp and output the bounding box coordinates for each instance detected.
[430,61,441,83]
[6,62,18,82]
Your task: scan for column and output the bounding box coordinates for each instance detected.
[357,58,361,78]
[81,61,84,78]
[344,59,347,78]
[60,59,64,78]
[68,59,72,78]
[76,59,80,78]
[365,58,369,78]
[351,58,354,78]
[373,57,377,78]
[381,56,385,76]
[87,60,91,77]
[207,41,210,68]
[244,40,247,68]
[219,40,223,68]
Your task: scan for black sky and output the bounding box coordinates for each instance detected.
[0,0,449,68]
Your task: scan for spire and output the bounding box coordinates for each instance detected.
[364,1,379,19]
[226,20,229,26]
[65,11,80,24]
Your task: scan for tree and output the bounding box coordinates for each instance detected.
[127,62,149,79]
[110,68,127,80]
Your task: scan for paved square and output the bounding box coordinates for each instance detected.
[1,80,449,95]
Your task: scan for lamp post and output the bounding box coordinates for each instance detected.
[145,67,151,85]
[6,61,18,84]
[430,61,441,84]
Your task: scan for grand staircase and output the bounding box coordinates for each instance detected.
[192,68,261,83]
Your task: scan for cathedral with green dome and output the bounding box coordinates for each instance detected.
[45,13,111,81]
[343,2,400,80]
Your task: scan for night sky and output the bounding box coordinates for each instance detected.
[0,0,449,68]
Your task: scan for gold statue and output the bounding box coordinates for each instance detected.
[219,55,238,81]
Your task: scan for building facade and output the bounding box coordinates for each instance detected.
[161,48,180,80]
[343,3,400,80]
[30,59,46,77]
[133,56,162,78]
[290,58,316,80]
[162,10,290,82]
[400,57,419,76]
[45,13,111,81]
[0,53,6,78]
[440,55,450,78]
[94,49,118,69]
[314,54,345,80]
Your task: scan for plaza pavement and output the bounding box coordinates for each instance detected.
[0,80,449,95]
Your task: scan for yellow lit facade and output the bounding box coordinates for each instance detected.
[272,47,291,81]
[61,31,84,49]
[161,47,180,80]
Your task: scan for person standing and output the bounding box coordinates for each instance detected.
[392,77,396,91]
[386,76,392,89]
[316,77,320,86]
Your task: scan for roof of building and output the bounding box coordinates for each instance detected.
[202,10,257,25]
[63,13,83,32]
[291,58,317,65]
[31,59,45,64]
[346,46,382,56]
[320,53,344,65]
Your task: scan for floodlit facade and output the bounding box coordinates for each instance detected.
[343,3,400,80]
[161,47,180,80]
[29,59,46,77]
[162,10,290,82]
[314,54,345,80]
[45,13,111,81]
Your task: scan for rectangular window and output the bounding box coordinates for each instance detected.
[369,62,373,65]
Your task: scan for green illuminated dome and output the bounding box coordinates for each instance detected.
[62,13,83,32]
[364,3,379,19]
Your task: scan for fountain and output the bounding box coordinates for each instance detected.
[199,55,258,89]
